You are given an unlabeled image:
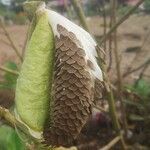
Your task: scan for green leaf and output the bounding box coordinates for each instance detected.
[125,79,150,100]
[0,125,26,150]
[0,61,18,90]
[134,80,150,99]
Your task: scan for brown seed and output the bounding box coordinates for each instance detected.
[59,34,66,42]
[83,101,90,107]
[67,119,74,127]
[74,89,82,97]
[62,56,70,62]
[67,67,77,74]
[81,109,88,116]
[61,72,71,81]
[87,59,95,71]
[60,96,67,101]
[59,118,67,126]
[67,41,77,50]
[66,58,76,65]
[79,95,87,102]
[63,64,72,71]
[69,85,78,91]
[74,71,83,78]
[62,82,70,88]
[75,80,83,88]
[72,63,83,70]
[77,104,84,111]
[76,112,83,120]
[71,105,78,112]
[74,119,81,126]
[77,48,86,57]
[55,128,62,135]
[68,31,76,40]
[65,99,74,106]
[56,61,63,68]
[69,113,76,119]
[57,51,66,60]
[57,24,67,33]
[71,98,80,105]
[56,41,64,49]
[66,49,76,56]
[77,69,89,77]
[83,72,91,79]
[79,87,89,94]
[55,93,62,99]
[67,92,76,99]
[61,89,68,95]
[63,113,70,119]
[69,76,78,84]
[56,85,63,92]
[57,78,64,84]
[76,59,86,67]
[60,45,69,52]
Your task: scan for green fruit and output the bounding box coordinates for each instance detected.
[15,10,55,133]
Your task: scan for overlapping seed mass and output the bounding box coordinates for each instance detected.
[43,25,94,146]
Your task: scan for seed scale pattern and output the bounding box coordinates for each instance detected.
[44,24,99,146]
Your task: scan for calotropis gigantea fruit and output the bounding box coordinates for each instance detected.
[15,2,55,138]
[15,1,103,147]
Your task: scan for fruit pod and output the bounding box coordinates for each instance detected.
[15,5,55,138]
[15,1,104,146]
[43,6,104,146]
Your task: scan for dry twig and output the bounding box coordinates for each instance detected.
[100,0,145,45]
[107,0,113,72]
[123,28,150,77]
[71,0,89,31]
[111,0,128,138]
[135,60,150,85]
[101,0,107,54]
[0,21,23,62]
[0,39,11,47]
[100,136,121,150]
[123,59,150,78]
[0,66,19,76]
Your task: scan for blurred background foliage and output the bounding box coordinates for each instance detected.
[0,125,26,150]
[0,0,150,25]
[0,61,18,89]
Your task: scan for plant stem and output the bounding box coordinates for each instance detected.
[64,0,72,19]
[0,107,38,143]
[106,83,120,131]
[96,51,126,150]
[102,0,107,55]
[107,0,113,72]
[100,0,145,45]
[0,66,19,76]
[0,21,23,62]
[105,81,126,150]
[111,0,128,138]
[123,59,150,78]
[71,0,89,31]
